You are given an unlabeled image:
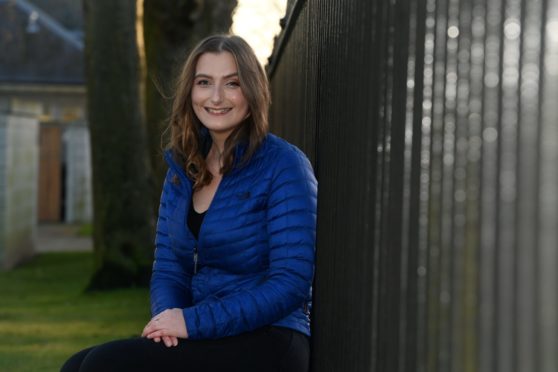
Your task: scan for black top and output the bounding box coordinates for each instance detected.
[187,201,206,239]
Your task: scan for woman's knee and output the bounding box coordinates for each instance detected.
[77,338,157,372]
[60,347,95,372]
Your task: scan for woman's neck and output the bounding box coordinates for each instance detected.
[207,143,224,174]
[209,131,228,154]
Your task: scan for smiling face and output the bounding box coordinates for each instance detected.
[191,52,250,142]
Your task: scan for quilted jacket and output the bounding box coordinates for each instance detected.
[150,133,317,340]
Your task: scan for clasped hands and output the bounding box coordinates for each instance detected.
[141,308,188,348]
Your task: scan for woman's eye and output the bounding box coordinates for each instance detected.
[195,79,210,86]
[226,81,240,88]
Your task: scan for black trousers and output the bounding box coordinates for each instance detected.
[60,326,309,372]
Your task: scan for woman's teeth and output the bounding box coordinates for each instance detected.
[206,108,231,114]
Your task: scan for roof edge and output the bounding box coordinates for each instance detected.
[9,0,84,51]
[0,82,86,94]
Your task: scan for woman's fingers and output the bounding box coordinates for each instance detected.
[145,329,166,339]
[141,323,150,337]
[142,313,164,337]
[149,334,177,348]
[142,309,186,341]
[162,336,171,347]
[162,336,179,347]
[142,321,156,337]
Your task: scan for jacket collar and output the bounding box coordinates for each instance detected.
[163,135,250,181]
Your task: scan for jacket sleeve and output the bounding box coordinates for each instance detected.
[183,147,317,339]
[150,169,193,316]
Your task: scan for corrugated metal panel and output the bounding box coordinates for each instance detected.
[268,0,558,371]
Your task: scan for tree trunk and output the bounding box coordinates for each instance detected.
[84,0,154,289]
[143,0,238,189]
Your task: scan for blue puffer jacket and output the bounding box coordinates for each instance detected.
[150,133,317,340]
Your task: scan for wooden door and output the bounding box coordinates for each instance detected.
[38,124,62,222]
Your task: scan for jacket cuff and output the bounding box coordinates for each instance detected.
[183,307,201,340]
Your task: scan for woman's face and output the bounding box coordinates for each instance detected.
[191,52,250,140]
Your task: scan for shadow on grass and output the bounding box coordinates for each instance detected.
[0,252,150,372]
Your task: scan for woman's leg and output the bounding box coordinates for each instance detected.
[60,346,95,372]
[60,326,309,372]
[275,328,310,372]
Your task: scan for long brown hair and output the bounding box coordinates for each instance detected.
[167,34,270,190]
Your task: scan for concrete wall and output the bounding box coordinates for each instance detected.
[0,113,39,269]
[64,122,92,223]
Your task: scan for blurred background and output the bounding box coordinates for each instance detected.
[1,0,558,371]
[0,0,286,268]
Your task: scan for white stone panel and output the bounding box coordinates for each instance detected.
[64,122,92,223]
[0,113,39,269]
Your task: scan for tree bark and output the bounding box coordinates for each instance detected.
[143,0,238,189]
[84,0,154,289]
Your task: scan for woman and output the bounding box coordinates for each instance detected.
[61,34,317,372]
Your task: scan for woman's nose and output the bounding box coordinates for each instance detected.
[210,85,224,104]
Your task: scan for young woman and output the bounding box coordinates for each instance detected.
[62,34,317,372]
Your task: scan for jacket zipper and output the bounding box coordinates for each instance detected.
[193,246,198,274]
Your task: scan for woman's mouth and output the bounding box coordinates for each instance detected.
[205,107,232,115]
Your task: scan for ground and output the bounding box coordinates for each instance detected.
[0,232,150,371]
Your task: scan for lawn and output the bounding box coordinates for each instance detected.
[0,252,150,372]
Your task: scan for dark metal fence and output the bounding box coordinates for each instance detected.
[267,0,558,371]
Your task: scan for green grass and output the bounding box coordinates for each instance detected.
[76,223,93,237]
[0,252,150,372]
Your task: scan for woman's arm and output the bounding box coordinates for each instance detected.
[145,170,193,346]
[150,169,193,316]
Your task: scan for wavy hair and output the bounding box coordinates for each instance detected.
[166,34,270,190]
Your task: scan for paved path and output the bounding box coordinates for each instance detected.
[36,223,93,252]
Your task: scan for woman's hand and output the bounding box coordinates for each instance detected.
[142,308,188,347]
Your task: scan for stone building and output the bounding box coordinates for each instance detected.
[0,0,91,269]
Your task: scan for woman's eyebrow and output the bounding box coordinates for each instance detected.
[194,72,239,79]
